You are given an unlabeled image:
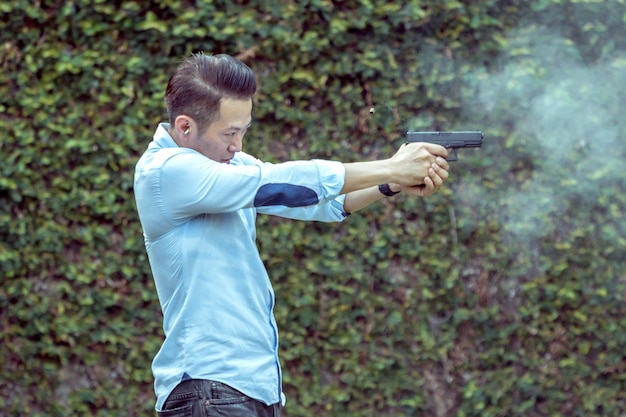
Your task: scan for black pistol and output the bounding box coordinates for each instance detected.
[406,131,483,161]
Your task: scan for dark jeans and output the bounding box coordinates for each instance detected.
[157,379,281,417]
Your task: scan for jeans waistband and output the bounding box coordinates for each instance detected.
[170,379,232,400]
[162,379,281,417]
[169,379,205,400]
[169,379,267,404]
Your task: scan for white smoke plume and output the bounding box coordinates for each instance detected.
[459,27,626,253]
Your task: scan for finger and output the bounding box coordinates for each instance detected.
[420,176,435,197]
[430,163,449,182]
[428,167,444,188]
[434,156,450,171]
[423,143,450,158]
[403,141,448,159]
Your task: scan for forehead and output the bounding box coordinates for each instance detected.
[215,98,252,127]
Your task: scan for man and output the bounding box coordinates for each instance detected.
[134,52,449,417]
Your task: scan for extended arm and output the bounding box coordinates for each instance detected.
[340,142,449,195]
[343,158,450,213]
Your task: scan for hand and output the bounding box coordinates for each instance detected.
[391,157,450,197]
[389,142,449,186]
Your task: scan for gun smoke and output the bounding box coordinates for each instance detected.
[456,27,626,265]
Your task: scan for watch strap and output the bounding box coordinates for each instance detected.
[378,183,400,197]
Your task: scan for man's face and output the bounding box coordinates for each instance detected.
[187,98,253,163]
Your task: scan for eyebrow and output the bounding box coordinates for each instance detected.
[224,121,253,132]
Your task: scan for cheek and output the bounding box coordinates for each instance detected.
[200,139,230,161]
[195,136,218,150]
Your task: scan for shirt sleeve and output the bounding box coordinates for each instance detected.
[256,195,349,222]
[159,150,346,222]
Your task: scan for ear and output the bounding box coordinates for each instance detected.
[173,115,194,141]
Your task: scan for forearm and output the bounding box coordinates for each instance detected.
[343,186,385,213]
[340,142,446,195]
[339,142,449,197]
[340,160,394,195]
[343,184,402,213]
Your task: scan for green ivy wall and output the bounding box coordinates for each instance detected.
[1,0,625,416]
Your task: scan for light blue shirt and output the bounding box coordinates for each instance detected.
[133,124,348,411]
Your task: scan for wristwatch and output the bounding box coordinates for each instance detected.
[378,183,400,197]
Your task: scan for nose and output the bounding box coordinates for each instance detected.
[228,133,243,153]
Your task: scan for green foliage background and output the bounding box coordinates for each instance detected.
[2,0,625,416]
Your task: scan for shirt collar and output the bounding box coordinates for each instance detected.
[152,123,178,149]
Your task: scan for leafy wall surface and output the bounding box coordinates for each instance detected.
[1,0,625,416]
